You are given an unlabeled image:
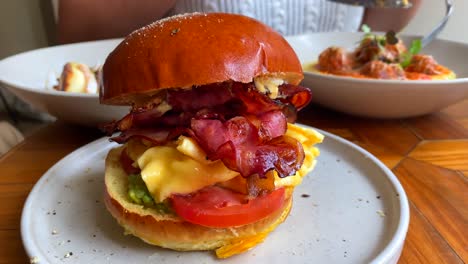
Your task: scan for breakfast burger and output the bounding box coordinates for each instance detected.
[100,12,323,258]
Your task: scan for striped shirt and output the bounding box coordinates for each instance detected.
[171,0,364,36]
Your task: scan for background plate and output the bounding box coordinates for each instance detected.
[21,128,409,264]
[286,32,468,118]
[0,39,127,126]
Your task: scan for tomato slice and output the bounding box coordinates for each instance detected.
[171,186,285,228]
[120,148,140,175]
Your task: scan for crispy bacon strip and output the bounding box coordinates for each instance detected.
[111,128,171,144]
[105,82,310,135]
[253,110,287,140]
[167,83,233,111]
[215,135,304,178]
[191,113,303,178]
[278,84,312,110]
[105,82,311,178]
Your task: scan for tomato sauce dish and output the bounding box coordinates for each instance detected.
[304,29,455,81]
[286,32,468,118]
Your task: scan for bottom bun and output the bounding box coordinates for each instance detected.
[104,146,294,258]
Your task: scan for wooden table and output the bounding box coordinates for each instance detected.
[1,100,467,264]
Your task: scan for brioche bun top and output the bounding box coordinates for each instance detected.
[100,12,303,105]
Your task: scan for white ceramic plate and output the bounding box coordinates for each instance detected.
[21,127,409,264]
[286,32,468,118]
[0,39,128,126]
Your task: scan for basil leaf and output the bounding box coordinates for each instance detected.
[409,39,422,55]
[400,39,423,68]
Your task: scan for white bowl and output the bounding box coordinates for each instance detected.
[0,39,129,126]
[286,32,468,118]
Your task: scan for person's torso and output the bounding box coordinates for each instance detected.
[171,0,364,35]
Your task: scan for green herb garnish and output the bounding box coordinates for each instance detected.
[128,174,154,206]
[361,24,371,34]
[127,174,173,214]
[400,39,422,68]
[409,39,422,54]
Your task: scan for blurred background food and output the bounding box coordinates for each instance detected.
[0,0,467,60]
[307,30,456,80]
[287,32,468,119]
[52,62,99,94]
[0,0,467,151]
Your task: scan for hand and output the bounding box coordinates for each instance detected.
[361,0,422,32]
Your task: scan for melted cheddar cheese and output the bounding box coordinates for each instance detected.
[253,76,284,99]
[137,136,238,202]
[133,124,323,202]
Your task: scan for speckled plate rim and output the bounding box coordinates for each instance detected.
[20,127,410,263]
[312,128,410,264]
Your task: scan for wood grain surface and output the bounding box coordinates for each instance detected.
[0,100,467,264]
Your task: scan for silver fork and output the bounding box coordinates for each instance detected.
[329,0,454,47]
[420,0,453,48]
